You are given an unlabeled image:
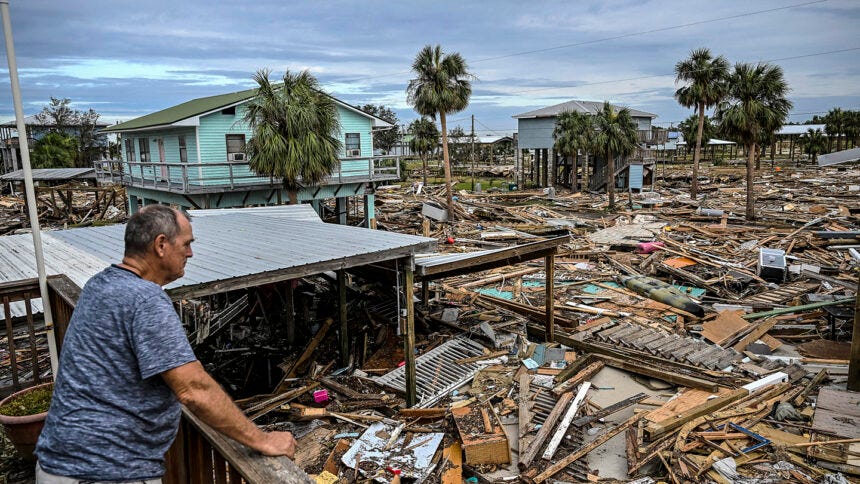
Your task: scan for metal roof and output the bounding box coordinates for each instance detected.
[0,207,435,312]
[414,236,567,280]
[0,168,96,182]
[513,100,657,119]
[189,204,325,223]
[102,87,393,133]
[477,135,513,144]
[818,147,860,167]
[777,124,826,136]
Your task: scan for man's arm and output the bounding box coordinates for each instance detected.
[161,361,296,458]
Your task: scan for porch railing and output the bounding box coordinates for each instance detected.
[2,274,312,482]
[0,275,77,398]
[94,156,400,194]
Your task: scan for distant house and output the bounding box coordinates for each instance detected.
[0,115,110,173]
[512,100,658,191]
[98,87,396,225]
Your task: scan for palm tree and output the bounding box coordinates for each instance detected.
[824,108,845,152]
[553,110,593,192]
[593,102,638,209]
[408,117,440,187]
[244,69,342,204]
[407,45,473,218]
[716,62,792,221]
[674,48,730,199]
[801,128,826,165]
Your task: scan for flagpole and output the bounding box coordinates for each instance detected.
[1,0,60,376]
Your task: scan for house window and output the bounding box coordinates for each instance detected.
[178,136,188,163]
[226,134,246,161]
[138,138,151,162]
[124,139,136,162]
[345,133,361,157]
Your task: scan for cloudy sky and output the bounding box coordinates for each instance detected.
[1,0,857,135]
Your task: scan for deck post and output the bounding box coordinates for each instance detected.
[337,270,348,366]
[545,254,555,343]
[402,257,417,407]
[363,190,375,229]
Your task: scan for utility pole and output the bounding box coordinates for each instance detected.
[470,114,476,191]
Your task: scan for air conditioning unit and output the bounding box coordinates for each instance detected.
[348,149,361,157]
[228,152,245,162]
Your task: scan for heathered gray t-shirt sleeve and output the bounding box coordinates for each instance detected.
[133,292,197,380]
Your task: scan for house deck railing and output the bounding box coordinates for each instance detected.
[94,156,400,194]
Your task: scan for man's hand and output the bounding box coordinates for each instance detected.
[258,431,297,459]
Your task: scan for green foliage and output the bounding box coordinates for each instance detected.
[244,69,342,200]
[678,114,714,149]
[554,110,593,161]
[359,104,400,153]
[801,128,826,163]
[716,62,792,148]
[31,132,78,168]
[407,44,474,215]
[674,48,730,113]
[593,102,638,161]
[408,117,439,158]
[34,97,105,166]
[0,385,52,417]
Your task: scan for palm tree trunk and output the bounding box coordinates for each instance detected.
[692,102,705,199]
[607,148,615,209]
[746,142,756,221]
[572,152,579,192]
[288,189,298,205]
[421,154,428,187]
[439,111,455,219]
[582,152,589,193]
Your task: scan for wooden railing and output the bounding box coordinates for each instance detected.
[94,156,400,194]
[0,275,77,398]
[3,274,312,482]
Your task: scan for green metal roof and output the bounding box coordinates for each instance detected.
[102,88,258,132]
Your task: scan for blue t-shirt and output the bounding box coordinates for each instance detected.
[35,265,197,480]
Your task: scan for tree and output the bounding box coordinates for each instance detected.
[446,126,473,165]
[553,110,593,192]
[716,62,792,221]
[674,48,729,199]
[801,128,826,165]
[408,117,440,187]
[244,69,342,204]
[359,104,400,154]
[678,114,714,159]
[31,132,77,169]
[34,97,106,166]
[406,44,473,218]
[593,102,638,209]
[824,108,845,152]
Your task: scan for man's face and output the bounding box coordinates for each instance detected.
[162,215,194,284]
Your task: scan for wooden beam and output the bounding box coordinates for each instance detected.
[275,318,334,391]
[518,391,574,470]
[403,258,417,407]
[530,413,641,484]
[572,392,648,428]
[553,361,603,396]
[545,254,555,343]
[542,382,591,460]
[416,236,565,279]
[337,270,348,366]
[518,373,531,440]
[731,317,778,352]
[849,274,860,391]
[644,388,749,440]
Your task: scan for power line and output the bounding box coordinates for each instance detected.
[470,0,828,64]
[331,0,826,86]
[503,47,860,95]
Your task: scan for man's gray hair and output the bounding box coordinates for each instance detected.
[124,205,191,257]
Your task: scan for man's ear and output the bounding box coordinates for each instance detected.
[153,234,169,257]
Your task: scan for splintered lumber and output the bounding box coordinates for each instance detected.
[598,355,721,392]
[519,391,574,470]
[476,294,575,326]
[518,373,531,438]
[645,388,749,439]
[398,407,447,419]
[460,267,542,288]
[530,413,641,484]
[731,317,779,352]
[542,382,591,460]
[572,392,648,427]
[246,382,319,420]
[553,361,604,395]
[793,369,828,406]
[277,317,334,390]
[441,442,463,484]
[742,298,853,320]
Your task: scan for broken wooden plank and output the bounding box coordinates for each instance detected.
[518,391,573,470]
[645,388,749,439]
[553,361,604,396]
[542,382,591,460]
[572,392,647,428]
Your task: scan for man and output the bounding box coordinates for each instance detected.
[35,205,296,483]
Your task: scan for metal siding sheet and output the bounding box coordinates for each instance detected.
[629,164,644,190]
[517,117,558,150]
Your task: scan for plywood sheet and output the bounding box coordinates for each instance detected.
[701,310,749,345]
[644,388,731,424]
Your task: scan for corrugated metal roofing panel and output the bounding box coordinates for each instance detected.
[818,147,860,167]
[0,168,96,181]
[189,204,323,223]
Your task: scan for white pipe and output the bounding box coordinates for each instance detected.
[1,0,59,376]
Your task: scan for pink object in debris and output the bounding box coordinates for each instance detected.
[636,241,665,254]
[313,389,329,403]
